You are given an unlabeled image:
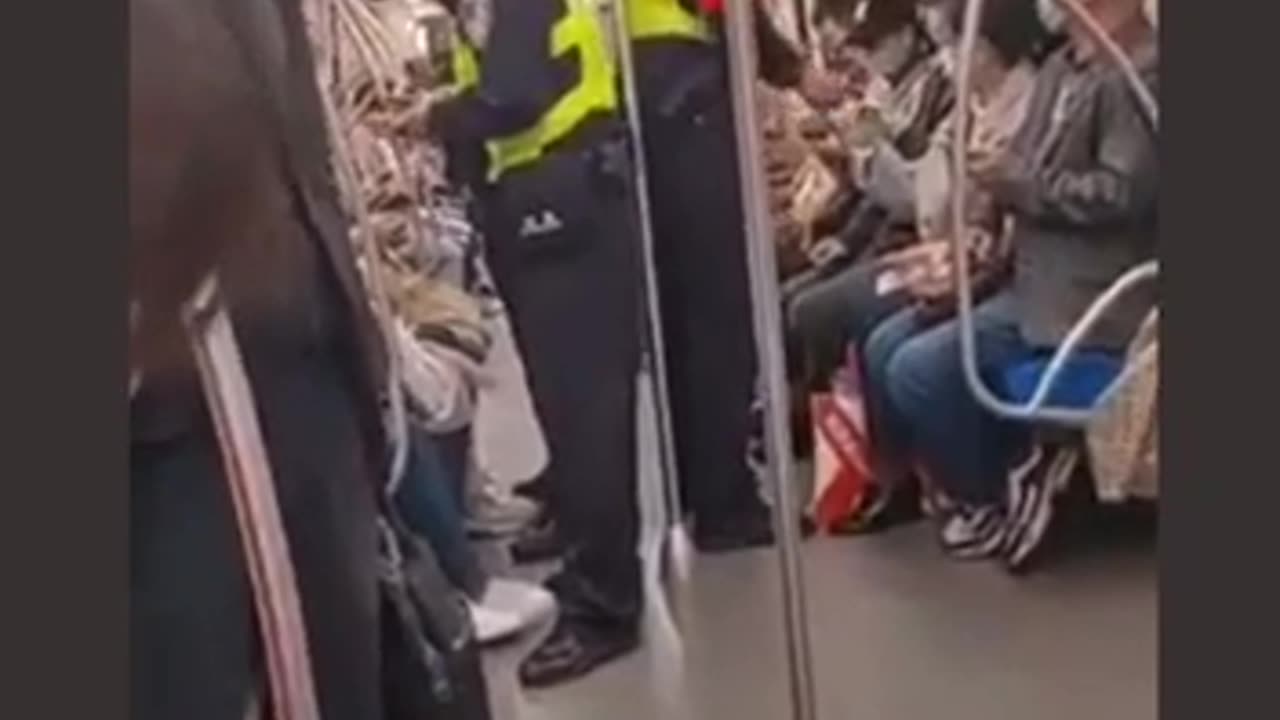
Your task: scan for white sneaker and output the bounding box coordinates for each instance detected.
[1005,444,1046,520]
[939,506,1008,560]
[484,578,557,627]
[468,602,524,646]
[468,578,557,647]
[1005,448,1080,573]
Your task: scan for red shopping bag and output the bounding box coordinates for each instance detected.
[809,349,875,532]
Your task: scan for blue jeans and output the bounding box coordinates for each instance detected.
[862,293,1031,506]
[394,423,488,599]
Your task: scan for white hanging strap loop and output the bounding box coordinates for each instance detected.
[948,0,1158,427]
[721,1,821,719]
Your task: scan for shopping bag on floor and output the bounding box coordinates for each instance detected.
[808,350,875,531]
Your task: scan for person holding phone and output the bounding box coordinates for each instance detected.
[785,0,950,426]
[862,0,1157,563]
[411,0,652,688]
[789,0,1055,532]
[624,0,847,553]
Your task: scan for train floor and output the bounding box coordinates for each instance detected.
[481,516,1157,720]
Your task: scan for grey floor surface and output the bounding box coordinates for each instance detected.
[480,523,1157,720]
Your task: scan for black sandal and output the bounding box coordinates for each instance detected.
[831,484,922,535]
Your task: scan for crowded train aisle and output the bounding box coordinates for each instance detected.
[129,0,1158,718]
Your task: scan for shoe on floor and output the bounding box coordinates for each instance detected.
[487,578,557,625]
[468,601,524,646]
[469,578,558,647]
[518,619,639,689]
[1003,444,1046,523]
[832,483,922,536]
[510,518,562,565]
[939,505,1008,560]
[1004,448,1080,574]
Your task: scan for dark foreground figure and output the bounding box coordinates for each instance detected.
[131,0,390,717]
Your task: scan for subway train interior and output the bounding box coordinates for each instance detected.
[128,0,1159,718]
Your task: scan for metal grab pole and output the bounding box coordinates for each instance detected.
[602,0,691,569]
[1020,261,1158,413]
[599,4,690,695]
[184,276,322,720]
[949,0,1159,427]
[721,2,819,720]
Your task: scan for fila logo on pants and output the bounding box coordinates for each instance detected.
[519,209,564,239]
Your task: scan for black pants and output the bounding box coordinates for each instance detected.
[483,127,642,628]
[786,259,911,392]
[635,41,762,529]
[131,349,382,720]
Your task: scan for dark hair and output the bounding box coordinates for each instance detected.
[819,0,923,49]
[950,0,1052,67]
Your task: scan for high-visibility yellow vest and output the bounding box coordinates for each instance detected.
[451,40,481,91]
[486,0,620,180]
[626,0,712,43]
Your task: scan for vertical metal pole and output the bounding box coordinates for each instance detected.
[184,276,321,720]
[720,2,819,719]
[600,3,690,686]
[602,0,691,558]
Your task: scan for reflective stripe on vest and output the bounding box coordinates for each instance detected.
[626,0,711,42]
[452,40,480,91]
[487,0,619,180]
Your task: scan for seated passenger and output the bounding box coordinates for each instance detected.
[862,0,1157,563]
[788,0,954,399]
[837,0,1052,531]
[395,419,556,645]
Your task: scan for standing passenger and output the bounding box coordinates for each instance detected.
[625,0,845,551]
[426,0,646,688]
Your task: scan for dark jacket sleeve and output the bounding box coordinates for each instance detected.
[990,61,1159,231]
[892,64,957,161]
[429,0,559,150]
[429,89,494,188]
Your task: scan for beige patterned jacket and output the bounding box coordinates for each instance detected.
[1087,309,1159,502]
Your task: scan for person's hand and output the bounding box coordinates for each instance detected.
[902,242,956,301]
[968,145,1015,191]
[877,242,929,270]
[813,137,847,171]
[908,266,954,302]
[365,95,433,139]
[799,65,848,110]
[430,342,497,390]
[371,87,461,140]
